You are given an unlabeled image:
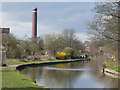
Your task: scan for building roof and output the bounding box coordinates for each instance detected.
[0,28,10,34]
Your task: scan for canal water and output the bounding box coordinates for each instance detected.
[19,61,118,88]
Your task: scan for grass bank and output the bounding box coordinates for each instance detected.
[2,67,43,89]
[2,59,84,89]
[6,59,83,65]
[104,61,120,72]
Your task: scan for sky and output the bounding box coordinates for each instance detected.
[1,2,96,42]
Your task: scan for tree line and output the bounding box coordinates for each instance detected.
[2,29,84,60]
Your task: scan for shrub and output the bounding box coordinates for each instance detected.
[56,52,67,59]
[63,47,77,59]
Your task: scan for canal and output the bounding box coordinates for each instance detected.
[19,61,118,88]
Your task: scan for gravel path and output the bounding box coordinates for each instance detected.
[7,65,20,68]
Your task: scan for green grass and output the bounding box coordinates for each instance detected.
[6,59,83,65]
[105,61,120,72]
[2,67,43,89]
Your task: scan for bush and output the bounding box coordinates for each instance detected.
[63,47,77,59]
[56,52,67,59]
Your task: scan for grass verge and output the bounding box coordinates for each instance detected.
[2,67,43,89]
[6,59,83,65]
[105,61,120,72]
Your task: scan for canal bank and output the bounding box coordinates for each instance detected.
[19,60,119,88]
[2,67,43,89]
[102,61,120,78]
[2,59,85,89]
[2,59,119,88]
[101,61,120,78]
[16,59,87,71]
[102,68,120,78]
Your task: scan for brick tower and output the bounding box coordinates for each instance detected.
[32,8,37,38]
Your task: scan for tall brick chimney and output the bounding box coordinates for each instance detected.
[32,8,37,38]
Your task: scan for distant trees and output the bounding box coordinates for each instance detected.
[44,33,64,55]
[2,34,20,58]
[63,47,77,59]
[2,34,44,59]
[30,37,44,55]
[2,28,84,60]
[62,29,77,47]
[44,29,84,58]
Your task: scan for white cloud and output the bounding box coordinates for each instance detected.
[38,23,58,34]
[1,11,58,39]
[76,33,91,42]
[1,2,95,42]
[1,11,91,41]
[1,11,91,42]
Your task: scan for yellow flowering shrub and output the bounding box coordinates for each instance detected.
[56,52,67,59]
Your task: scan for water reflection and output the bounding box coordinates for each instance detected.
[20,61,118,88]
[44,67,93,71]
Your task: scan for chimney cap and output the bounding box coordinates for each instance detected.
[33,8,37,11]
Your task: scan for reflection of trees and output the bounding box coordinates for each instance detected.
[20,67,37,80]
[52,62,85,69]
[36,67,83,88]
[20,61,118,88]
[94,71,118,88]
[82,61,118,88]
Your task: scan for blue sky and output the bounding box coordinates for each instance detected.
[1,2,96,42]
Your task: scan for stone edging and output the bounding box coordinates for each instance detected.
[102,68,120,78]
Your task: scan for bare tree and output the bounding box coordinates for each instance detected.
[87,2,120,65]
[88,2,119,42]
[44,33,64,55]
[62,29,77,47]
